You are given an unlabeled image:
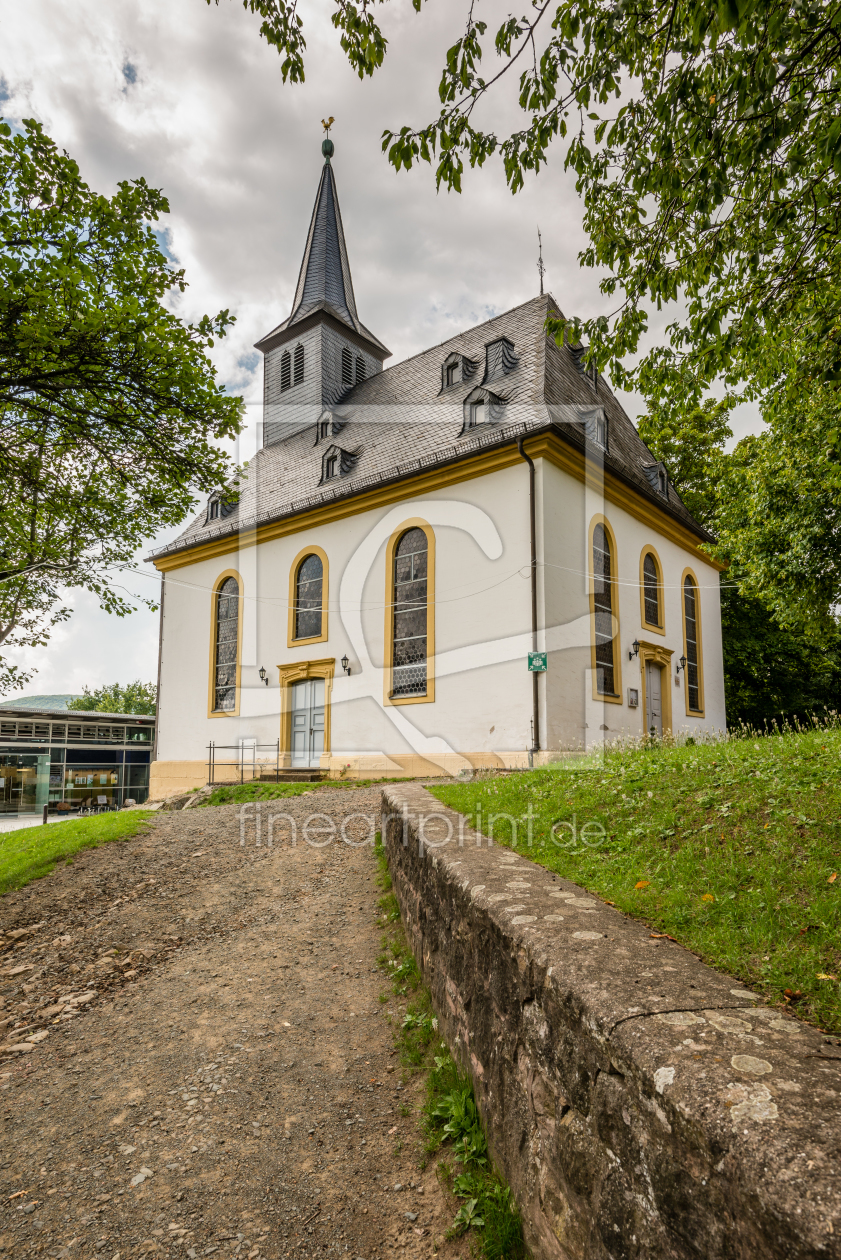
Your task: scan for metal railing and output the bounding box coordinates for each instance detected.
[207,741,281,786]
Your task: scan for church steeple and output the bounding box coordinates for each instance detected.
[255,139,390,445]
[287,155,362,336]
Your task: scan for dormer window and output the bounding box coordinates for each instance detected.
[585,409,608,451]
[483,337,518,384]
[570,343,598,391]
[461,387,503,434]
[440,351,478,393]
[205,493,235,525]
[320,444,358,483]
[314,410,346,444]
[643,462,670,499]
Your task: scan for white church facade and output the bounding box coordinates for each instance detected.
[148,141,726,797]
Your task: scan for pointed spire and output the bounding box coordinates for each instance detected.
[288,156,360,331]
[254,140,390,362]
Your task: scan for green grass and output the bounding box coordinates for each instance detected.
[0,811,155,895]
[374,836,528,1258]
[430,725,841,1034]
[199,777,406,807]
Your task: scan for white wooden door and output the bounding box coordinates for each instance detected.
[290,678,326,767]
[645,662,662,736]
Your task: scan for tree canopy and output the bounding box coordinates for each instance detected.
[229,0,841,631]
[0,118,243,694]
[66,681,157,716]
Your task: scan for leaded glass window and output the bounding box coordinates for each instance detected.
[643,552,660,627]
[213,577,239,711]
[684,577,701,711]
[392,528,428,698]
[593,524,617,696]
[295,554,323,640]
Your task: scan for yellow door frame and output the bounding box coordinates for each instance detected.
[276,657,335,767]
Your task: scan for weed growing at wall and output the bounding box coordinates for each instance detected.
[374,836,528,1258]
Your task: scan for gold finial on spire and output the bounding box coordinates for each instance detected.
[322,117,335,136]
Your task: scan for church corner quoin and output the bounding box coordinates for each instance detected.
[146,142,727,797]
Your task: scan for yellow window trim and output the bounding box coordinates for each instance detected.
[587,514,623,705]
[153,434,726,574]
[680,567,706,717]
[638,640,674,735]
[287,544,329,648]
[207,568,244,718]
[276,657,335,764]
[639,544,665,635]
[383,518,436,707]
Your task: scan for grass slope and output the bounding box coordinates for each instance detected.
[199,778,406,807]
[431,728,841,1035]
[0,811,155,895]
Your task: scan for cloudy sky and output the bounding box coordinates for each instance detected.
[1,0,760,703]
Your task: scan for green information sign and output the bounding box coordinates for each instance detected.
[528,652,547,672]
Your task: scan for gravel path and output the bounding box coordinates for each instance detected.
[0,790,469,1260]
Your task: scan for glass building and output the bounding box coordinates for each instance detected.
[0,707,155,815]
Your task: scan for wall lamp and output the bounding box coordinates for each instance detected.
[675,655,688,674]
[628,639,640,661]
[258,665,268,686]
[341,654,351,676]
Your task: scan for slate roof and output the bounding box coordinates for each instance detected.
[148,295,712,565]
[254,161,390,359]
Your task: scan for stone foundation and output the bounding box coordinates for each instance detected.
[382,782,841,1259]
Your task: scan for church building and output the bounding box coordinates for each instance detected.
[148,140,726,796]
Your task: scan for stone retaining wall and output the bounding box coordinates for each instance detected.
[382,783,841,1259]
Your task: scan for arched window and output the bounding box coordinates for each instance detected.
[355,356,366,384]
[592,523,617,696]
[341,347,353,386]
[293,343,304,385]
[643,552,660,627]
[280,350,291,392]
[213,577,240,712]
[294,554,324,641]
[392,527,429,698]
[683,575,702,713]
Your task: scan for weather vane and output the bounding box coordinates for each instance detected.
[321,117,336,163]
[537,225,546,296]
